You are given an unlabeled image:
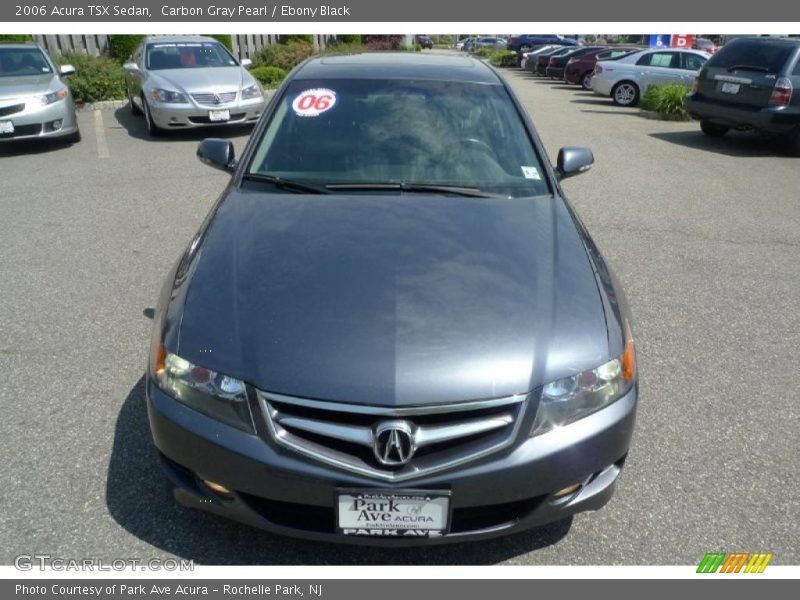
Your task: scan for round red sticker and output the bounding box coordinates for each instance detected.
[291,88,337,117]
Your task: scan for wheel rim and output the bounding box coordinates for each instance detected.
[583,73,593,88]
[615,84,636,105]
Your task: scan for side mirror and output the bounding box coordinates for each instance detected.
[122,61,139,73]
[59,64,76,76]
[556,146,594,180]
[240,58,253,69]
[197,138,236,173]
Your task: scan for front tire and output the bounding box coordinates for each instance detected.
[700,121,730,137]
[142,96,162,137]
[612,81,640,107]
[128,88,143,116]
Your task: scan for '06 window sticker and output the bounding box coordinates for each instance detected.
[292,88,337,117]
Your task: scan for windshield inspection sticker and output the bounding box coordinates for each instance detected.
[521,166,541,180]
[292,88,337,117]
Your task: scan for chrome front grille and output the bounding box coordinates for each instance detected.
[257,391,527,482]
[191,91,237,105]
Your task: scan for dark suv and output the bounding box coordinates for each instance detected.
[686,37,800,155]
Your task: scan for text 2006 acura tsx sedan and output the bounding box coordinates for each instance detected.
[146,53,638,544]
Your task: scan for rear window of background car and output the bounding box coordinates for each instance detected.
[705,40,796,73]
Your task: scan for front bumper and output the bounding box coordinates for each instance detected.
[148,96,266,129]
[146,379,638,545]
[0,97,78,142]
[686,94,800,135]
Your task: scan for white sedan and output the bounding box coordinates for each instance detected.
[592,48,710,106]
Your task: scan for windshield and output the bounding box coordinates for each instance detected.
[146,42,237,70]
[0,48,52,77]
[705,39,794,73]
[247,78,550,198]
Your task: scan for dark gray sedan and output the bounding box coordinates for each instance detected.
[147,53,638,545]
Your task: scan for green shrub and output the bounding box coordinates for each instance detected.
[323,41,364,55]
[336,34,362,45]
[205,34,234,52]
[641,83,691,118]
[250,65,287,89]
[56,52,126,103]
[252,39,314,71]
[0,34,33,43]
[412,43,423,52]
[474,46,493,58]
[489,50,518,67]
[362,35,404,51]
[108,35,144,62]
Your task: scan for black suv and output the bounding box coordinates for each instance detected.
[686,37,800,155]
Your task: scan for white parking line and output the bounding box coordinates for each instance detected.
[94,110,109,159]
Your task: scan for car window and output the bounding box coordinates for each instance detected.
[0,47,53,77]
[794,58,800,76]
[146,41,237,70]
[705,39,795,74]
[681,53,707,71]
[638,52,679,68]
[248,78,550,198]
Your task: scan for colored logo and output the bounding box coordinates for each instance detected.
[697,552,773,573]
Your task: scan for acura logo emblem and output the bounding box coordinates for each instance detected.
[373,421,415,467]
[213,93,221,104]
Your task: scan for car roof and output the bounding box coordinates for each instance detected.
[728,36,800,45]
[0,43,42,49]
[294,53,502,84]
[144,35,220,45]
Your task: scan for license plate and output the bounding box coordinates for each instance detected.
[208,109,230,122]
[337,490,450,538]
[0,121,14,134]
[721,82,741,94]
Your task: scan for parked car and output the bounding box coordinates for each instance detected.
[519,45,558,69]
[147,52,638,545]
[592,48,710,106]
[474,37,507,51]
[692,38,719,54]
[534,46,575,76]
[456,38,475,52]
[460,38,477,53]
[415,35,434,50]
[686,37,800,155]
[564,47,641,90]
[545,46,604,80]
[507,35,580,52]
[122,35,267,137]
[0,43,80,143]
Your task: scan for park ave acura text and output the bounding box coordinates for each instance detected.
[145,53,638,544]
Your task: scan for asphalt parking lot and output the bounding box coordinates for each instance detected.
[1,61,798,566]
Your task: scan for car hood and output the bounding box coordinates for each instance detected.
[149,67,248,93]
[176,191,609,406]
[0,74,58,100]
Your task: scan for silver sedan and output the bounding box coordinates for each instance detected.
[123,36,267,136]
[0,43,80,144]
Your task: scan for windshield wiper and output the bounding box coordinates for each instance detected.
[726,64,770,73]
[324,182,508,198]
[242,173,331,194]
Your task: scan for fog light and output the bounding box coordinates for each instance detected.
[554,483,582,497]
[51,119,62,131]
[202,479,232,495]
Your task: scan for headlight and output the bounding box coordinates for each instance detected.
[241,83,262,100]
[150,88,188,104]
[531,325,635,436]
[153,349,255,433]
[38,88,68,105]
